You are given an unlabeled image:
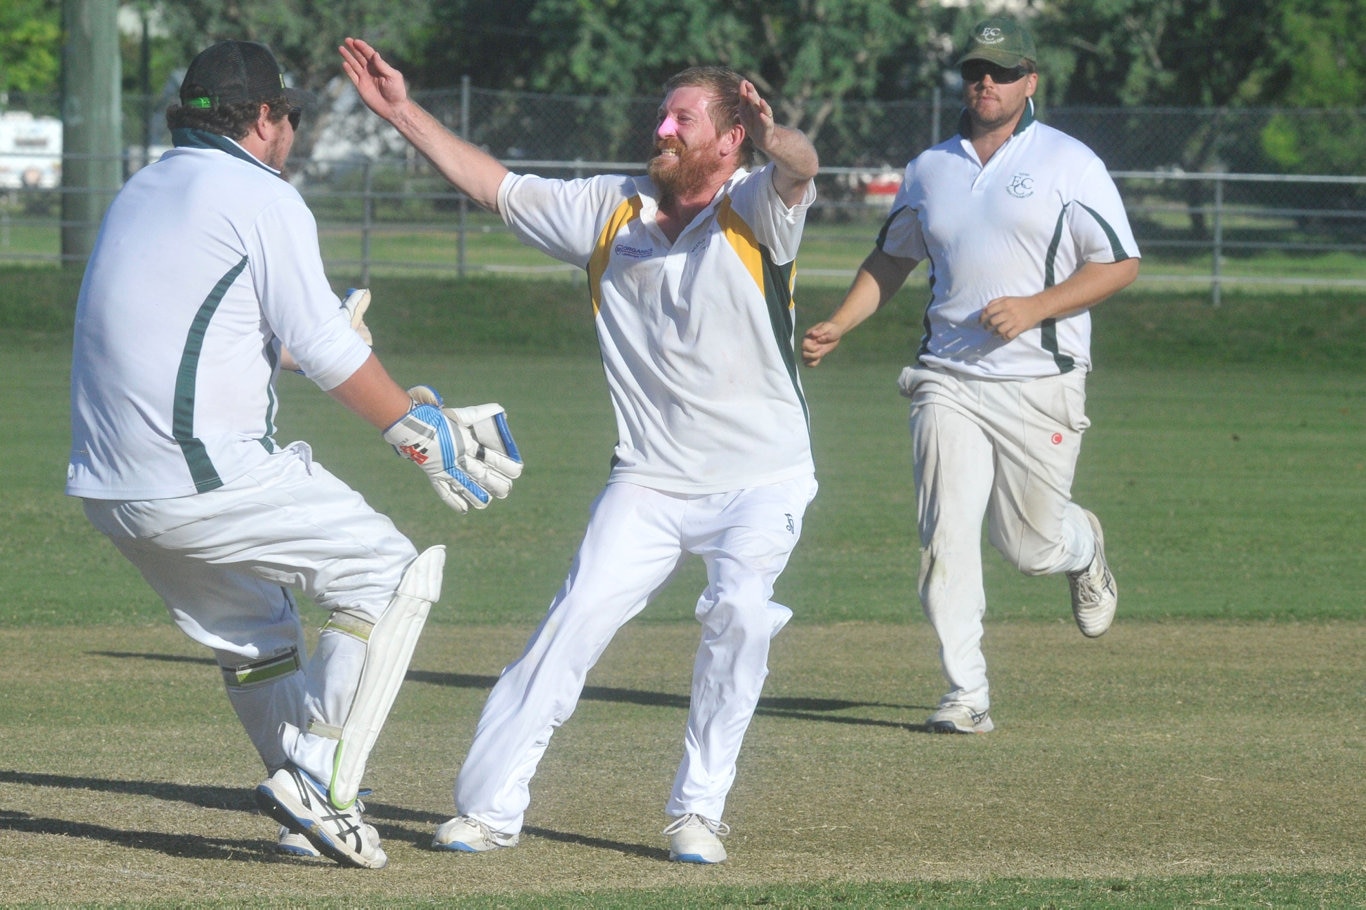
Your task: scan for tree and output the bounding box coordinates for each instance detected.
[412,0,551,90]
[486,0,928,143]
[1259,0,1366,176]
[0,0,62,100]
[1035,0,1282,109]
[150,0,433,158]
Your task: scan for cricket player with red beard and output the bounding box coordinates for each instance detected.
[341,38,820,863]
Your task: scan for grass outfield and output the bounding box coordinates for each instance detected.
[0,269,1362,906]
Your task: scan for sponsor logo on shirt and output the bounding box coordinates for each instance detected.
[614,243,652,258]
[1007,173,1035,198]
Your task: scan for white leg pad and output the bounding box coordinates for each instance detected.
[326,545,445,808]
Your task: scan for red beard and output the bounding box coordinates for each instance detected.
[648,136,718,200]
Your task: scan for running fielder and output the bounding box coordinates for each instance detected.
[803,17,1139,734]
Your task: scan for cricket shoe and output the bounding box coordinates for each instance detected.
[927,702,995,734]
[274,788,371,858]
[273,783,375,858]
[1068,509,1117,638]
[663,813,730,864]
[432,815,520,852]
[255,764,386,869]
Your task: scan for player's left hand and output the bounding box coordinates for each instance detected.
[737,80,776,148]
[980,295,1043,342]
[382,385,522,513]
[801,321,845,367]
[407,385,522,489]
[340,37,412,120]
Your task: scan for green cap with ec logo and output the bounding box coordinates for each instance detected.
[957,17,1037,68]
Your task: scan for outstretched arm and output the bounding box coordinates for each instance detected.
[738,80,818,208]
[339,37,509,212]
[802,248,918,367]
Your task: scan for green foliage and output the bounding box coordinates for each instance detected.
[413,0,547,89]
[420,0,929,150]
[152,0,430,91]
[1037,0,1285,108]
[5,1,1366,180]
[1272,0,1366,108]
[0,0,60,95]
[1259,0,1366,175]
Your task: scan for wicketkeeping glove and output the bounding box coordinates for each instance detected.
[381,386,523,513]
[341,288,373,346]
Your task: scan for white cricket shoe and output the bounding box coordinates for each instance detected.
[927,702,995,734]
[1068,509,1118,638]
[255,764,387,869]
[432,815,520,852]
[274,789,370,858]
[663,813,730,864]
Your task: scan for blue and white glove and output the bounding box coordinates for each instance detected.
[382,386,522,513]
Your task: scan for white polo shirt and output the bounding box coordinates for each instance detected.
[67,133,370,500]
[879,103,1140,379]
[498,165,817,494]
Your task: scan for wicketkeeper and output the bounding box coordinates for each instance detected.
[65,40,522,869]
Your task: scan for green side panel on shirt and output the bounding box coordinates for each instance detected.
[1077,200,1137,261]
[174,256,248,492]
[717,198,810,430]
[1041,208,1075,373]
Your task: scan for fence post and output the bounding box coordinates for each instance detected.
[361,161,373,287]
[60,0,122,267]
[1211,175,1224,308]
[931,86,942,147]
[458,75,470,278]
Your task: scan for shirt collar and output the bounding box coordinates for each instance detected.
[170,127,280,175]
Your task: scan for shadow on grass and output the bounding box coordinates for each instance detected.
[90,651,929,733]
[0,769,666,862]
[0,805,273,862]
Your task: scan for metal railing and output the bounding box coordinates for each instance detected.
[2,152,1363,305]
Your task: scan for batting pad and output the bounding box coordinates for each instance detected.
[327,544,445,809]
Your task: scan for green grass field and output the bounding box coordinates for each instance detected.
[0,268,1362,906]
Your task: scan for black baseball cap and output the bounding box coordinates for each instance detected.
[179,40,311,110]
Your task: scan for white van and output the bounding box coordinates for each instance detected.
[0,111,63,189]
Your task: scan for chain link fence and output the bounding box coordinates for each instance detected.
[3,85,1363,303]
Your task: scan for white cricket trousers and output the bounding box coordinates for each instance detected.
[82,441,417,782]
[903,366,1097,710]
[455,474,817,832]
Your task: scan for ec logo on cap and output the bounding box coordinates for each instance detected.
[978,27,1006,44]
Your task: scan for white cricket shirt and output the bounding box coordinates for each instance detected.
[879,102,1140,379]
[67,133,370,499]
[498,165,817,494]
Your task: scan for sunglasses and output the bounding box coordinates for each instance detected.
[960,61,1031,85]
[287,107,301,130]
